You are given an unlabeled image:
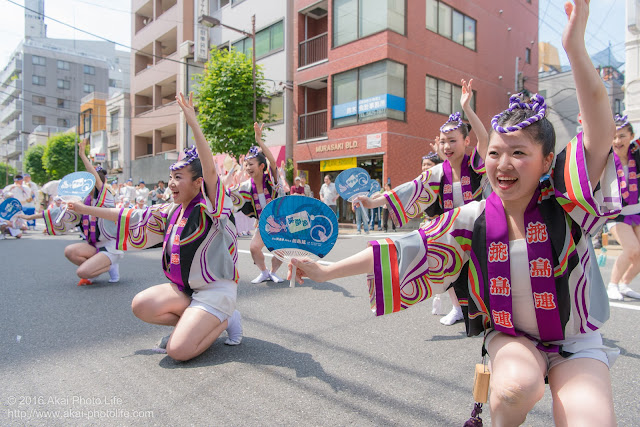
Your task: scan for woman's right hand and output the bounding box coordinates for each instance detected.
[67,201,87,214]
[288,259,329,285]
[352,195,376,209]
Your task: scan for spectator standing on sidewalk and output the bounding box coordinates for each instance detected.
[319,175,338,215]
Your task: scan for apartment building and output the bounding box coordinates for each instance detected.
[293,0,539,220]
[130,0,195,184]
[0,0,130,173]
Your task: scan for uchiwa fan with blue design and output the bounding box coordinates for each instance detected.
[55,172,96,224]
[335,167,374,224]
[258,195,338,287]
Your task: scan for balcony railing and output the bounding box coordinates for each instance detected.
[299,32,328,68]
[298,109,327,141]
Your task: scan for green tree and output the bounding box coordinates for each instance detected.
[0,162,17,188]
[42,133,86,179]
[194,48,270,158]
[25,144,49,184]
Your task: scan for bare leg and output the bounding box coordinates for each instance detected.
[76,252,112,279]
[64,242,98,266]
[131,283,191,326]
[166,308,228,361]
[250,229,267,271]
[271,256,283,274]
[608,223,640,284]
[619,224,640,284]
[448,287,461,308]
[548,358,615,427]
[487,334,547,427]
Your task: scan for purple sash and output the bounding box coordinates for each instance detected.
[82,195,97,246]
[162,194,204,291]
[250,173,273,218]
[613,146,638,205]
[485,189,564,344]
[442,155,473,211]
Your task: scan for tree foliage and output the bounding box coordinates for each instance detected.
[25,144,49,185]
[42,133,86,179]
[194,48,270,158]
[0,162,17,188]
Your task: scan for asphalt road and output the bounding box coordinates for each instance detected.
[1,228,639,426]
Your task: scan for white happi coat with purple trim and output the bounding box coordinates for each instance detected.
[368,134,621,347]
[112,180,239,313]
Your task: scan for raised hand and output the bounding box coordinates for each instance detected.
[460,79,473,110]
[254,122,265,146]
[176,92,197,125]
[562,0,589,54]
[78,138,88,158]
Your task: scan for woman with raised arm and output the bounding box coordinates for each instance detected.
[290,2,619,424]
[68,92,242,361]
[358,79,489,326]
[605,114,640,300]
[229,123,285,284]
[19,138,123,285]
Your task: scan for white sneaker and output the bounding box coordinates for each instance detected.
[251,270,271,284]
[224,310,243,346]
[619,284,640,299]
[440,306,464,325]
[108,262,120,283]
[269,272,284,283]
[607,284,624,301]
[431,294,442,315]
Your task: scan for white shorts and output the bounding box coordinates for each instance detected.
[486,330,619,373]
[188,300,230,323]
[189,278,237,318]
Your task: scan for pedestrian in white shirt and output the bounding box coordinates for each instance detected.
[136,181,150,204]
[319,174,338,215]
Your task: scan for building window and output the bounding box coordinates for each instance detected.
[332,59,406,127]
[32,75,46,86]
[232,20,284,58]
[333,0,405,47]
[32,116,46,126]
[57,98,66,109]
[57,79,71,90]
[57,118,70,128]
[525,47,531,64]
[265,94,284,123]
[110,110,119,132]
[32,95,46,105]
[83,83,95,93]
[426,75,475,118]
[32,55,46,66]
[211,0,230,10]
[84,65,95,75]
[615,99,623,115]
[110,150,119,165]
[109,78,121,88]
[426,0,476,50]
[57,60,70,70]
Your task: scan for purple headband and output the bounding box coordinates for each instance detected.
[440,112,464,133]
[95,165,103,172]
[170,145,199,171]
[422,152,440,161]
[245,146,260,160]
[615,114,629,131]
[491,93,547,133]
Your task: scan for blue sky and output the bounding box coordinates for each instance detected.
[0,0,628,70]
